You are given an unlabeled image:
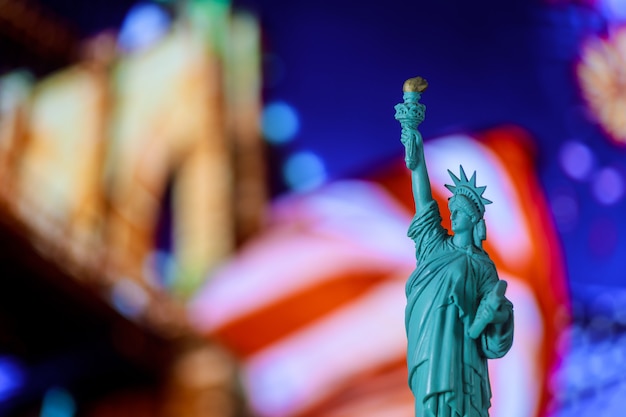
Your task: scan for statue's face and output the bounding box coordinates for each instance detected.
[450,206,474,234]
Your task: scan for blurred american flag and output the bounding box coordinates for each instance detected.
[189,126,570,417]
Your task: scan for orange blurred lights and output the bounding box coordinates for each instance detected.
[578,26,626,145]
[0,1,265,304]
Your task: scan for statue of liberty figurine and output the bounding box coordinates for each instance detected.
[394,77,514,417]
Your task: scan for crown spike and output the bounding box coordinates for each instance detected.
[459,165,469,183]
[447,169,461,186]
[469,171,477,187]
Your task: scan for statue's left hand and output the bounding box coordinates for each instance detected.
[485,291,511,324]
[468,281,511,338]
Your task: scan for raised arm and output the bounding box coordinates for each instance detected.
[403,128,434,213]
[394,77,434,214]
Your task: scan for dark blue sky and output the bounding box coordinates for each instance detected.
[38,0,626,295]
[251,0,626,295]
[254,0,574,175]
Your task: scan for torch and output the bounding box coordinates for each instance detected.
[394,76,428,169]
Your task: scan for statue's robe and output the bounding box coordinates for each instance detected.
[405,201,514,417]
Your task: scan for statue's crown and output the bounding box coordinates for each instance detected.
[445,166,492,217]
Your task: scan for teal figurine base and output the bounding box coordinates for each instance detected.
[395,77,514,417]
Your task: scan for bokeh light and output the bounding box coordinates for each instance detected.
[591,167,624,205]
[262,101,300,144]
[559,141,594,181]
[282,151,326,192]
[0,357,24,402]
[110,278,149,319]
[40,387,76,417]
[118,3,171,53]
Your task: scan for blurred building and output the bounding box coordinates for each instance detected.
[0,0,264,415]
